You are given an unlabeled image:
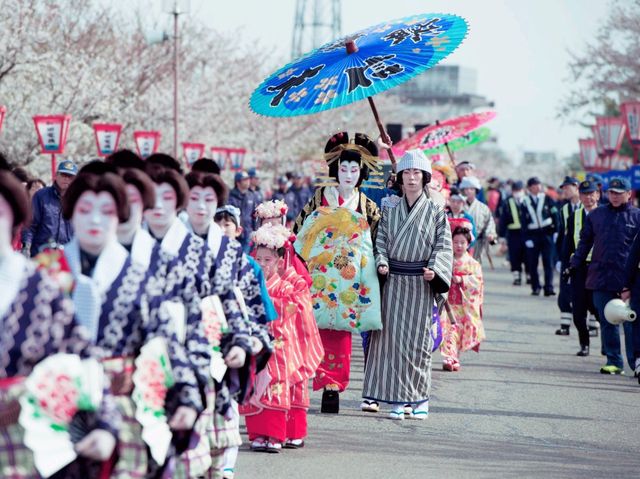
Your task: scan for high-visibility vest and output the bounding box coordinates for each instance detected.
[507,197,521,230]
[523,194,553,229]
[573,208,593,261]
[562,202,581,234]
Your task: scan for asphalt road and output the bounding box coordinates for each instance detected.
[236,264,640,479]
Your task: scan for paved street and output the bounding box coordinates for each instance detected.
[237,264,640,479]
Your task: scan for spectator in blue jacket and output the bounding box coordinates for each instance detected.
[271,176,289,203]
[571,177,640,375]
[228,170,258,251]
[285,172,312,223]
[21,160,77,256]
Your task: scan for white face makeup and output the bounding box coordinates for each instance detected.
[337,160,360,194]
[71,191,119,255]
[117,184,144,244]
[0,195,14,256]
[145,182,178,237]
[186,186,217,235]
[254,246,279,279]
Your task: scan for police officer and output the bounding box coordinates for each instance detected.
[521,177,558,296]
[570,177,640,374]
[562,180,600,356]
[499,180,526,285]
[555,177,581,335]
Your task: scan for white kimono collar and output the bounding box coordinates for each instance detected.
[160,218,189,257]
[130,228,156,270]
[0,251,27,318]
[323,186,359,212]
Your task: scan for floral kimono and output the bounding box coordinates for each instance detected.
[0,252,118,479]
[440,252,485,365]
[239,274,302,443]
[293,186,381,393]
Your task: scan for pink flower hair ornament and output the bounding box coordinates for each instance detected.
[255,199,288,219]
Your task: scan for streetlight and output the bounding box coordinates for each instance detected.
[163,0,190,160]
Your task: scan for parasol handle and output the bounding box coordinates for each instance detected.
[367,96,397,172]
[444,141,457,169]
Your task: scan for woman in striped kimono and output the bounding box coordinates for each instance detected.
[459,176,496,262]
[363,150,453,420]
[0,171,119,478]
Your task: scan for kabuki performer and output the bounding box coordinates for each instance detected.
[440,219,485,371]
[35,171,205,477]
[362,149,453,420]
[240,223,319,452]
[142,166,259,478]
[293,132,382,414]
[0,170,118,478]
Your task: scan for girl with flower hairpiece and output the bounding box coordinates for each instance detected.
[254,201,323,447]
[440,222,485,372]
[292,132,382,414]
[240,223,318,453]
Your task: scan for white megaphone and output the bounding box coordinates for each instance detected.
[604,299,637,325]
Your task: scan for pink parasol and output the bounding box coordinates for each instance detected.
[384,110,496,163]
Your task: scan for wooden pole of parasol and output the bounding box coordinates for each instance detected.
[367,96,397,173]
[344,39,397,172]
[443,299,457,325]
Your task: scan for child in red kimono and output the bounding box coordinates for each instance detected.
[240,223,321,453]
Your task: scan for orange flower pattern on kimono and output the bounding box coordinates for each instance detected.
[441,252,485,362]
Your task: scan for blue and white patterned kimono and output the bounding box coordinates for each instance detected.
[0,251,119,479]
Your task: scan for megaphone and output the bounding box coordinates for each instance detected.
[604,299,637,325]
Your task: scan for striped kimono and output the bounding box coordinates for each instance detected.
[464,198,496,262]
[363,193,452,405]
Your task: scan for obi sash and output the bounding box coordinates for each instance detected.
[0,377,25,427]
[102,357,135,396]
[388,259,429,276]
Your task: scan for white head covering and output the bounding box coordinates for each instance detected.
[396,149,432,174]
[459,176,482,191]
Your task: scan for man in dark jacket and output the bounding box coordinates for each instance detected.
[562,180,600,356]
[499,180,526,285]
[285,172,312,223]
[22,160,77,256]
[571,177,640,374]
[520,177,559,296]
[227,170,257,251]
[271,176,289,202]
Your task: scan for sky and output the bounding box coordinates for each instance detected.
[137,0,613,159]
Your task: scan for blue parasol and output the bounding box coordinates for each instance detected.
[250,13,468,166]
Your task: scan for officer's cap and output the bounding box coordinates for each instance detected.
[607,177,631,193]
[578,180,598,194]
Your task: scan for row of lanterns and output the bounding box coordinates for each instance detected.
[579,102,640,172]
[0,109,246,179]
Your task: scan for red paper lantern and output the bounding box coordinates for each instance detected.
[621,101,640,146]
[579,138,598,170]
[594,116,626,156]
[590,125,605,158]
[182,142,205,166]
[0,106,6,134]
[228,148,246,172]
[133,131,161,159]
[93,123,122,157]
[210,147,230,170]
[33,114,72,180]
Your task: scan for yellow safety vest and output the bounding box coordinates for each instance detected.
[507,197,521,230]
[573,208,593,262]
